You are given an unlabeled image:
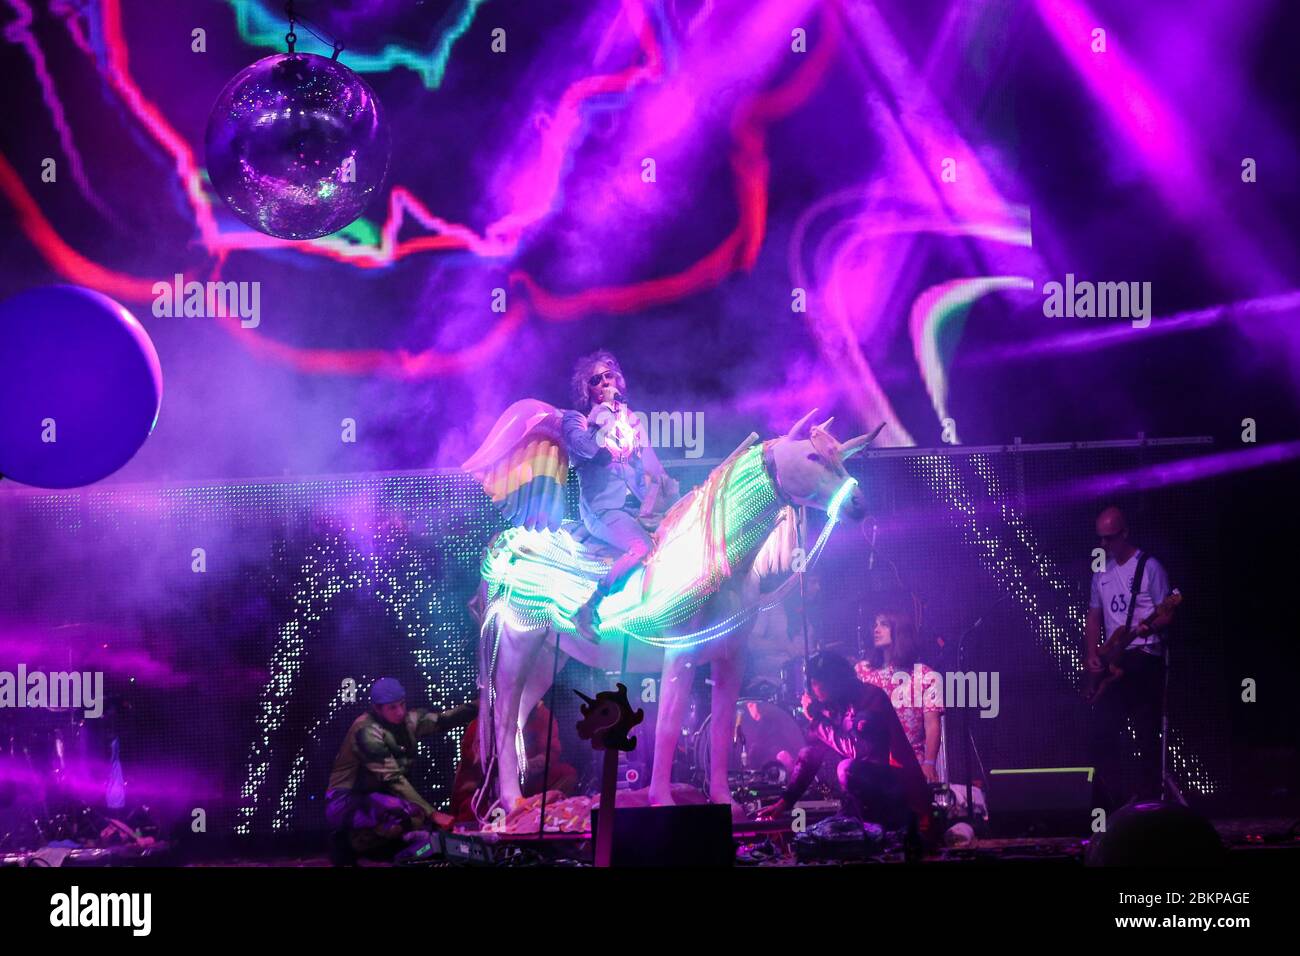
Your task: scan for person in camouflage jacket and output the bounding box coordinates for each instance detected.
[325,677,476,857]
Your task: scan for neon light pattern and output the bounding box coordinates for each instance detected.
[3,0,115,220]
[0,0,838,379]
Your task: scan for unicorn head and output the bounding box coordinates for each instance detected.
[575,683,644,752]
[767,409,880,521]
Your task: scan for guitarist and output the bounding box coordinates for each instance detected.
[1084,506,1176,809]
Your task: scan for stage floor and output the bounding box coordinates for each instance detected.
[169,815,1295,868]
[4,816,1293,868]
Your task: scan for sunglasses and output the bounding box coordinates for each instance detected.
[588,369,620,388]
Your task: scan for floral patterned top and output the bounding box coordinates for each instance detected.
[855,661,944,766]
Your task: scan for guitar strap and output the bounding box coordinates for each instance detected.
[1122,551,1151,634]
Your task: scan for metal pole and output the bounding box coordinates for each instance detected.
[535,638,563,839]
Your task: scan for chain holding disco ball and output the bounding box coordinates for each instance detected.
[204,2,391,240]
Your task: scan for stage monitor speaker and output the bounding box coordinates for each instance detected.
[590,804,735,867]
[986,767,1095,838]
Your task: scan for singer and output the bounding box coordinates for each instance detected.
[563,350,680,641]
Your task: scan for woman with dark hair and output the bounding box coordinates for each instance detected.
[806,651,863,706]
[856,610,944,782]
[756,652,932,836]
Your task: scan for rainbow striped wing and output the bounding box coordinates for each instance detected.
[462,399,570,530]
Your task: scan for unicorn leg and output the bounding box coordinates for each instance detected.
[708,648,745,809]
[519,638,567,728]
[648,650,693,806]
[491,629,545,812]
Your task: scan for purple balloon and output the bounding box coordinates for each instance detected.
[205,52,390,240]
[0,286,163,488]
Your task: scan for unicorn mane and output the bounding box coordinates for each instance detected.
[750,505,799,579]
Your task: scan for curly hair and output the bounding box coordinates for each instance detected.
[570,349,627,412]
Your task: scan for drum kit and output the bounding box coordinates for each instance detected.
[0,705,94,849]
[678,657,841,815]
[676,651,960,825]
[0,624,142,852]
[0,692,130,850]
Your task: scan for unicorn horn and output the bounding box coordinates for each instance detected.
[839,422,887,459]
[787,408,819,439]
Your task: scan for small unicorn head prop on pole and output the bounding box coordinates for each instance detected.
[575,683,644,752]
[576,683,644,866]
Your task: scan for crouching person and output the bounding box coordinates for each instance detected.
[325,677,476,864]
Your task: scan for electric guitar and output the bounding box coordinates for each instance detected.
[1084,590,1182,703]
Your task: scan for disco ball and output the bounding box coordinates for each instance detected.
[205,53,390,240]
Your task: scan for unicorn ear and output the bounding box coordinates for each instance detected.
[787,408,819,440]
[816,416,835,433]
[839,422,886,459]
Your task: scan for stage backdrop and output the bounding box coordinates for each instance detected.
[0,440,1227,841]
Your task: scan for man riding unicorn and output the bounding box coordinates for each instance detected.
[562,350,680,642]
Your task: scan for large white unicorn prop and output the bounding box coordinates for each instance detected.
[462,404,880,814]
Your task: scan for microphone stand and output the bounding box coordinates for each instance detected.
[1160,631,1187,806]
[798,506,812,696]
[952,594,1009,828]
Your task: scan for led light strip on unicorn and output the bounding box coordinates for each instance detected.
[478,442,859,649]
[611,475,858,649]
